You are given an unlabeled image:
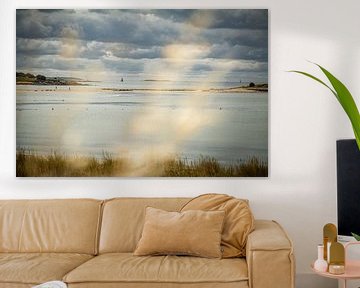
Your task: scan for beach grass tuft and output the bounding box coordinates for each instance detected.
[163,156,267,177]
[16,150,268,177]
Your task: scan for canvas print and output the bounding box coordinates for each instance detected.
[16,9,268,177]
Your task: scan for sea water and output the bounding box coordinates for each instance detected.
[16,82,268,165]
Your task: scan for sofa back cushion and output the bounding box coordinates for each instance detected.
[99,198,189,253]
[0,199,102,254]
[181,194,254,258]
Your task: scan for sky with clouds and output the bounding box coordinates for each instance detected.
[16,9,268,83]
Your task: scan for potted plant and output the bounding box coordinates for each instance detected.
[291,63,360,240]
[290,63,360,150]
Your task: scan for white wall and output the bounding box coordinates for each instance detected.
[1,0,360,287]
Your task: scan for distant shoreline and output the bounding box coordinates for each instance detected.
[103,84,268,93]
[16,80,86,86]
[16,72,86,86]
[16,71,268,93]
[16,84,268,94]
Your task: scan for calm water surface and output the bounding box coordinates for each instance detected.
[16,82,268,164]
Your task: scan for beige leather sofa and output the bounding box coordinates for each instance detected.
[0,198,295,288]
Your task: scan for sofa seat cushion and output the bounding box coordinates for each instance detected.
[64,253,248,285]
[0,253,93,285]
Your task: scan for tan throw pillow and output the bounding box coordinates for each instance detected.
[181,193,254,258]
[134,207,225,258]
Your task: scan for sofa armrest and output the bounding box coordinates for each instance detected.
[246,220,295,288]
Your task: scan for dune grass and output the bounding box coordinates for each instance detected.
[16,150,268,177]
[163,156,267,177]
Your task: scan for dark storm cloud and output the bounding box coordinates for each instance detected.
[231,62,268,73]
[87,9,111,14]
[36,9,74,13]
[76,13,177,46]
[207,43,268,62]
[141,10,194,23]
[17,10,53,39]
[139,10,267,30]
[16,9,267,47]
[202,28,268,49]
[16,9,268,78]
[204,10,268,29]
[191,63,213,72]
[16,9,180,46]
[16,38,60,56]
[17,54,88,71]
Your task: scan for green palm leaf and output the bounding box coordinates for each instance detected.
[289,64,360,150]
[351,232,360,241]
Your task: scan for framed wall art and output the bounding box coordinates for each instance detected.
[16,9,268,177]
